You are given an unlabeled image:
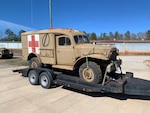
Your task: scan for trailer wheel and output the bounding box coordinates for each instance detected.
[79,61,102,83]
[28,70,39,85]
[29,57,42,68]
[39,72,53,89]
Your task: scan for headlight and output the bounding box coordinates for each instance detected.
[108,48,119,60]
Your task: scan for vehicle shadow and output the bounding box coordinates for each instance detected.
[62,86,150,100]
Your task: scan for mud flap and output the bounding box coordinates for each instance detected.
[124,78,150,96]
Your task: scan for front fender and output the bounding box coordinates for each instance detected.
[87,54,109,60]
[73,54,108,70]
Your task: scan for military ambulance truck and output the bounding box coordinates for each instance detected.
[13,28,150,96]
[21,28,121,84]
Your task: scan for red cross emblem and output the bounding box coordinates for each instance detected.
[28,34,40,54]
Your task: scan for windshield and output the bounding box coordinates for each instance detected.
[74,35,90,44]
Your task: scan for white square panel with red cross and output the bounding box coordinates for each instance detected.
[28,34,40,54]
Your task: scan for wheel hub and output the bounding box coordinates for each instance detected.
[41,76,48,87]
[82,68,94,82]
[31,62,38,68]
[30,74,36,82]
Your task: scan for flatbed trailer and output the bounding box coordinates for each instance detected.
[13,67,150,96]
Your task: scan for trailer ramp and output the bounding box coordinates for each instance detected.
[124,78,150,96]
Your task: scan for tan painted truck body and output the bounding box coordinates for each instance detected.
[21,28,121,83]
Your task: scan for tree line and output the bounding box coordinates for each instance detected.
[87,30,150,40]
[0,29,26,41]
[0,28,150,41]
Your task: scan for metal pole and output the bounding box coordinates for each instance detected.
[49,0,52,28]
[31,0,33,25]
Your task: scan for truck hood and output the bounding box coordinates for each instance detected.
[75,44,119,60]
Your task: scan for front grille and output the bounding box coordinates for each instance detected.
[109,49,118,60]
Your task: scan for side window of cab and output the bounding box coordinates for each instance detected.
[59,37,71,46]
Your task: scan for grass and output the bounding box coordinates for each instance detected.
[3,58,29,66]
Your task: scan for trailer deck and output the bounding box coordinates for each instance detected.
[13,67,150,96]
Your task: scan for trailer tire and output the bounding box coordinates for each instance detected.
[79,61,102,83]
[39,72,53,89]
[28,70,39,85]
[29,57,42,68]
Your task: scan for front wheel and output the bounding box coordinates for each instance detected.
[79,62,102,84]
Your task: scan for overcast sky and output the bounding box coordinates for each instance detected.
[0,0,150,35]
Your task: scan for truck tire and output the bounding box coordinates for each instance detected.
[28,70,39,85]
[79,61,102,83]
[39,72,53,89]
[29,57,42,68]
[9,55,13,59]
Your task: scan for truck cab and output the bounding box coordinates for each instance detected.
[21,28,121,83]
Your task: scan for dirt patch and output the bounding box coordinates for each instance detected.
[143,60,150,67]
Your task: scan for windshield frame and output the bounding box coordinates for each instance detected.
[74,35,90,44]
